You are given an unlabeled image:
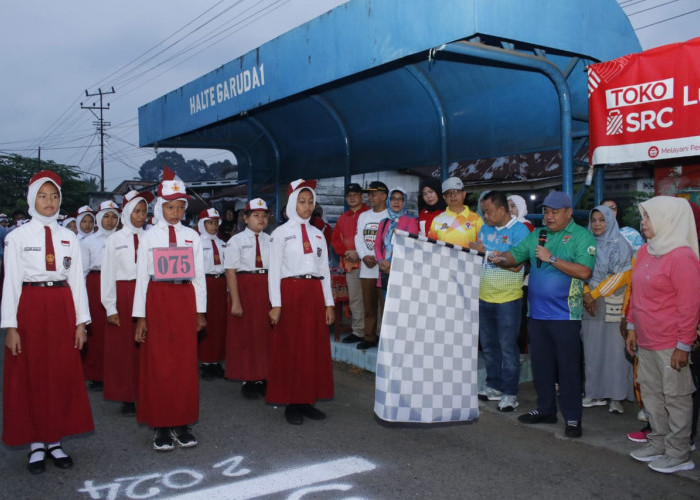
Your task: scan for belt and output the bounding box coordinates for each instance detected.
[237,269,268,274]
[23,281,68,288]
[206,273,225,279]
[88,270,101,274]
[287,274,323,280]
[151,279,191,285]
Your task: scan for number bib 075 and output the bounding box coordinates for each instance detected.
[152,247,196,281]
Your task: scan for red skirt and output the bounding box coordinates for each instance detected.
[3,286,94,446]
[225,273,270,381]
[137,281,198,427]
[82,272,106,381]
[103,280,139,402]
[198,275,227,363]
[265,278,334,405]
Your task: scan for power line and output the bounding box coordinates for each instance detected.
[635,7,700,29]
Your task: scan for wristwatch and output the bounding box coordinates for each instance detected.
[549,255,559,264]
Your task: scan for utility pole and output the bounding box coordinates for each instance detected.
[81,87,115,191]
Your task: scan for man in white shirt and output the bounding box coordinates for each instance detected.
[353,181,389,350]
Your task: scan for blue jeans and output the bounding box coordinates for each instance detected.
[479,298,522,396]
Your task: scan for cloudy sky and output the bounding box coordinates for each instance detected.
[0,0,697,190]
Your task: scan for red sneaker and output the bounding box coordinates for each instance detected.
[627,425,651,443]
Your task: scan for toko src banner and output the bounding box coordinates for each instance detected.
[588,37,700,165]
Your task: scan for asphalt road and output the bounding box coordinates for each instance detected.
[1,344,699,499]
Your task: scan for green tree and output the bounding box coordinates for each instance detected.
[139,151,187,181]
[0,154,96,217]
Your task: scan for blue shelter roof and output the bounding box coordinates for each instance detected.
[138,0,641,196]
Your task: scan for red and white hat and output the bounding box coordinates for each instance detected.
[198,208,221,220]
[76,205,94,217]
[98,200,120,213]
[287,178,317,196]
[157,166,191,200]
[245,198,268,211]
[122,189,155,208]
[29,169,62,189]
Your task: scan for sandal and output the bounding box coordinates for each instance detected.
[47,445,73,469]
[27,447,46,474]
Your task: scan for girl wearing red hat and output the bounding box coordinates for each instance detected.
[268,179,335,425]
[224,198,271,399]
[81,200,121,390]
[100,190,153,416]
[1,170,93,473]
[132,167,206,451]
[75,205,96,241]
[197,208,228,380]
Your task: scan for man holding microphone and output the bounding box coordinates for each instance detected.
[488,191,596,438]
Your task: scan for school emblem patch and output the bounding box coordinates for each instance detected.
[63,256,72,269]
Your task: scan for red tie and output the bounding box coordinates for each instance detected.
[44,226,56,271]
[301,224,312,254]
[133,233,139,263]
[212,239,221,265]
[255,234,263,268]
[169,225,177,247]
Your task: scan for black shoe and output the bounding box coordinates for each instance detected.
[517,409,558,424]
[171,426,198,448]
[357,340,378,350]
[153,427,175,451]
[201,364,215,381]
[87,380,103,391]
[27,448,46,474]
[284,404,303,425]
[47,445,73,469]
[121,402,136,416]
[214,363,226,378]
[341,334,363,344]
[255,380,267,397]
[241,381,259,400]
[298,404,326,420]
[565,420,583,438]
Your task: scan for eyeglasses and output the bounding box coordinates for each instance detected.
[390,197,404,202]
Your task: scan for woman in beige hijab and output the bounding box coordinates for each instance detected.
[625,196,700,474]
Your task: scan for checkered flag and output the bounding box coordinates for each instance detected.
[374,230,482,423]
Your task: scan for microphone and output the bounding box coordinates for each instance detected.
[537,230,547,268]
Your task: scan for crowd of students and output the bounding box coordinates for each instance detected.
[2,168,699,477]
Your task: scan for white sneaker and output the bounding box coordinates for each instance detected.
[630,445,664,463]
[498,395,519,412]
[648,455,695,474]
[637,409,649,422]
[582,397,607,408]
[609,400,624,414]
[478,386,502,401]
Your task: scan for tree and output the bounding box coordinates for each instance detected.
[0,154,96,217]
[139,151,187,181]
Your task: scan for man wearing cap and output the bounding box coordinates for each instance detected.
[353,181,389,349]
[331,183,370,344]
[489,191,596,438]
[428,177,484,248]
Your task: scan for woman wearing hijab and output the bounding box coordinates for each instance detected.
[1,170,92,473]
[418,178,446,236]
[374,186,419,293]
[581,205,635,414]
[100,190,153,416]
[133,167,207,451]
[507,195,535,232]
[81,200,121,390]
[267,179,335,425]
[626,196,700,474]
[75,205,96,240]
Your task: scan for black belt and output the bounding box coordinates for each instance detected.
[88,270,101,274]
[151,279,191,285]
[23,281,68,288]
[287,274,323,280]
[206,273,225,279]
[237,269,268,274]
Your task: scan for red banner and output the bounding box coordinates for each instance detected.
[588,37,700,165]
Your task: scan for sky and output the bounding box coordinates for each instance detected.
[0,0,698,191]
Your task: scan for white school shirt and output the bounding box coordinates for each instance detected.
[354,208,388,279]
[200,234,227,275]
[1,219,90,329]
[267,220,333,308]
[100,227,140,317]
[224,227,270,271]
[81,230,111,275]
[131,222,207,317]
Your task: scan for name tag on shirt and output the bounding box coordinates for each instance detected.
[152,247,196,281]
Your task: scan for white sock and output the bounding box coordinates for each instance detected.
[48,441,68,459]
[29,442,45,463]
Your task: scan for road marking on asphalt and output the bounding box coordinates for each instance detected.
[164,456,376,499]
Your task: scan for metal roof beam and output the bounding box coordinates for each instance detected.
[245,116,282,219]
